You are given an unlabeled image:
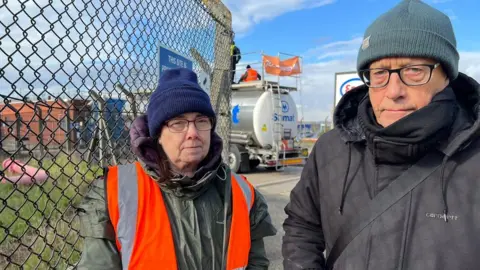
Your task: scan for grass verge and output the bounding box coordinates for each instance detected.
[0,154,101,270]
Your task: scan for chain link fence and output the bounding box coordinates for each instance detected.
[0,0,233,268]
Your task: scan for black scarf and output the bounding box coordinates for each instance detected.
[358,87,458,164]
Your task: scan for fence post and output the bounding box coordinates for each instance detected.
[6,104,23,152]
[116,83,137,119]
[190,48,213,75]
[202,1,233,163]
[86,127,99,164]
[89,90,117,166]
[56,99,72,153]
[34,103,45,157]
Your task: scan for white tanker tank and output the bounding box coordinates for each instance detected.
[231,90,298,147]
[228,81,308,173]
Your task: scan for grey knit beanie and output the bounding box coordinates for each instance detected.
[357,0,459,80]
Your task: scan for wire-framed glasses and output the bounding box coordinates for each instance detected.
[165,117,213,133]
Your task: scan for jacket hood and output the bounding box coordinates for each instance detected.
[333,72,480,219]
[334,72,480,155]
[129,115,224,198]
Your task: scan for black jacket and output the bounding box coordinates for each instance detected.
[282,73,480,270]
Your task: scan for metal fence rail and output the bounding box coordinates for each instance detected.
[0,0,233,268]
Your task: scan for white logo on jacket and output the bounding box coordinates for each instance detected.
[425,212,459,221]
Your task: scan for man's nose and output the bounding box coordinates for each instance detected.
[385,73,406,100]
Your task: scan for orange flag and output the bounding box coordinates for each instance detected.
[262,55,301,76]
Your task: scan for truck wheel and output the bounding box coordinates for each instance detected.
[229,144,250,173]
[239,153,251,173]
[229,144,242,173]
[249,160,260,170]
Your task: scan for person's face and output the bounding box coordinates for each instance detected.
[365,57,449,127]
[158,112,212,172]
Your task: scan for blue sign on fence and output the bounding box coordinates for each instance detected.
[158,44,193,77]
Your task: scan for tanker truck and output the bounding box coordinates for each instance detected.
[228,80,309,173]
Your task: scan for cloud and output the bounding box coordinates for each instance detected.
[443,9,457,21]
[293,38,480,122]
[223,0,336,36]
[305,37,362,61]
[284,38,361,121]
[459,52,480,81]
[291,60,357,122]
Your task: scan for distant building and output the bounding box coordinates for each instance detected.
[298,120,333,137]
[0,98,91,151]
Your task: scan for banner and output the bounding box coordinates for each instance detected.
[263,55,301,76]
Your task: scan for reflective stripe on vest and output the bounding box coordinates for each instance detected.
[106,162,255,270]
[245,69,258,81]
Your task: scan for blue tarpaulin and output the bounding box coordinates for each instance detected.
[86,98,126,142]
[104,98,126,140]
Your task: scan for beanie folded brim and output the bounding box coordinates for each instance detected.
[357,29,459,80]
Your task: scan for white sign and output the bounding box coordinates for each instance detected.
[334,71,364,107]
[197,70,211,96]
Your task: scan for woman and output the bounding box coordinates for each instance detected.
[76,68,277,269]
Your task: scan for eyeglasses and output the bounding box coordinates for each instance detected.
[165,117,213,133]
[359,63,440,88]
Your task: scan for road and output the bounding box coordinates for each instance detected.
[244,166,303,270]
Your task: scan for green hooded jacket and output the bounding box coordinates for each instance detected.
[76,116,277,269]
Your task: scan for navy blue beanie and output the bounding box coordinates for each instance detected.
[146,68,216,137]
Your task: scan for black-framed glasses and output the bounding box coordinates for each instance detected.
[165,117,213,133]
[359,63,440,88]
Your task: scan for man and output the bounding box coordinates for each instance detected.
[238,65,262,83]
[231,40,241,83]
[282,1,480,269]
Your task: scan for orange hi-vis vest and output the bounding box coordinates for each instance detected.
[106,162,255,270]
[245,69,258,81]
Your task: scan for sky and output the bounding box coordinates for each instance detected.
[223,0,480,122]
[1,0,479,124]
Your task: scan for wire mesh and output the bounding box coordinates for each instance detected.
[0,0,233,268]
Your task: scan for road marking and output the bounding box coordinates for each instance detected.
[253,177,300,188]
